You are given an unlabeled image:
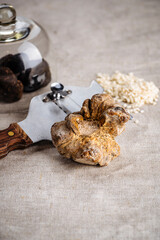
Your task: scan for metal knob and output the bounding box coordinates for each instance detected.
[51,82,64,93]
[50,82,64,100]
[43,83,72,103]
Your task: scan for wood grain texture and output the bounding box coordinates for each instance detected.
[0,123,33,159]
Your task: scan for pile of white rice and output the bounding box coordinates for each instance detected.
[96,71,159,114]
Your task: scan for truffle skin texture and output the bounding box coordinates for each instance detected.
[51,93,130,166]
[0,67,23,102]
[0,54,24,74]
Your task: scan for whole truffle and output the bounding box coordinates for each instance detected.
[0,67,23,102]
[0,54,24,74]
[51,93,130,166]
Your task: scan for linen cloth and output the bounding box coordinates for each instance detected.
[0,0,160,239]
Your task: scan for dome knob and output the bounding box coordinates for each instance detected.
[0,4,16,25]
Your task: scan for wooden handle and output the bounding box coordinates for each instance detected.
[0,123,33,159]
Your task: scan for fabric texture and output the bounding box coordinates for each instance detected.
[0,0,160,239]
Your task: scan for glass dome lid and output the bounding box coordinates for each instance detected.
[0,3,49,56]
[0,4,52,104]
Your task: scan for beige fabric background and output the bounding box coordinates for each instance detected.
[0,0,160,239]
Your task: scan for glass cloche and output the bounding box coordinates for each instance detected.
[0,3,51,103]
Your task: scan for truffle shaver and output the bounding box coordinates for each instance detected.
[0,81,103,159]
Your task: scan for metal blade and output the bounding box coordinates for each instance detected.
[18,81,103,143]
[55,80,103,114]
[53,97,81,115]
